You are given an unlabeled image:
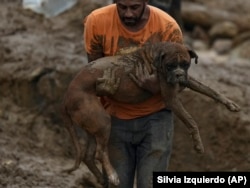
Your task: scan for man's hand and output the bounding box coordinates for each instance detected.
[129,63,160,94]
[96,67,120,96]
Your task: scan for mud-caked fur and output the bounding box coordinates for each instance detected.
[61,42,240,186]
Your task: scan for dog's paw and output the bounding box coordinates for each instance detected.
[61,166,77,174]
[194,143,204,154]
[109,172,120,186]
[227,101,241,112]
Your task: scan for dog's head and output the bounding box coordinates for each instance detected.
[153,42,198,85]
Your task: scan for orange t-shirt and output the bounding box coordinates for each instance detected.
[84,4,183,119]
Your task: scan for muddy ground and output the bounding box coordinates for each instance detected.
[0,1,249,188]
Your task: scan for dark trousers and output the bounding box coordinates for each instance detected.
[107,109,174,188]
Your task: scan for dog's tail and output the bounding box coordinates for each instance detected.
[61,104,82,173]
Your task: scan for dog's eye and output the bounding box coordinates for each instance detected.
[180,62,190,69]
[166,64,177,71]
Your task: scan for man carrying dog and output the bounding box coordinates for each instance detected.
[83,0,183,187]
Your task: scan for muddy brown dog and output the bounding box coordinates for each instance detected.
[61,42,240,186]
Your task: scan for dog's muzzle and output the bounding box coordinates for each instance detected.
[172,68,187,84]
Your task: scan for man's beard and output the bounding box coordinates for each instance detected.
[120,4,145,26]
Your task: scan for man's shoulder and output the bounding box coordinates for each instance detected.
[149,5,176,22]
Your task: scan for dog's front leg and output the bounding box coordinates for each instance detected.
[185,76,241,112]
[171,96,204,153]
[159,78,204,154]
[129,63,160,94]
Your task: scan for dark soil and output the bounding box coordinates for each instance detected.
[0,1,249,188]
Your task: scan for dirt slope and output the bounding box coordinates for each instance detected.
[0,1,249,188]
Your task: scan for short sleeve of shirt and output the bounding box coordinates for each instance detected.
[84,14,103,56]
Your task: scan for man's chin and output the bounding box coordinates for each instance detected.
[123,21,136,26]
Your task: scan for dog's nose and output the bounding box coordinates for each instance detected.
[175,67,184,76]
[175,71,183,78]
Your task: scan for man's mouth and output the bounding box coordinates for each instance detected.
[123,18,136,24]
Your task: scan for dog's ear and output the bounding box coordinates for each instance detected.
[153,51,166,70]
[186,46,198,64]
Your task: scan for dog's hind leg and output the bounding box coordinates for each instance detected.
[62,112,83,173]
[94,117,120,186]
[186,76,240,112]
[75,96,120,186]
[83,132,105,185]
